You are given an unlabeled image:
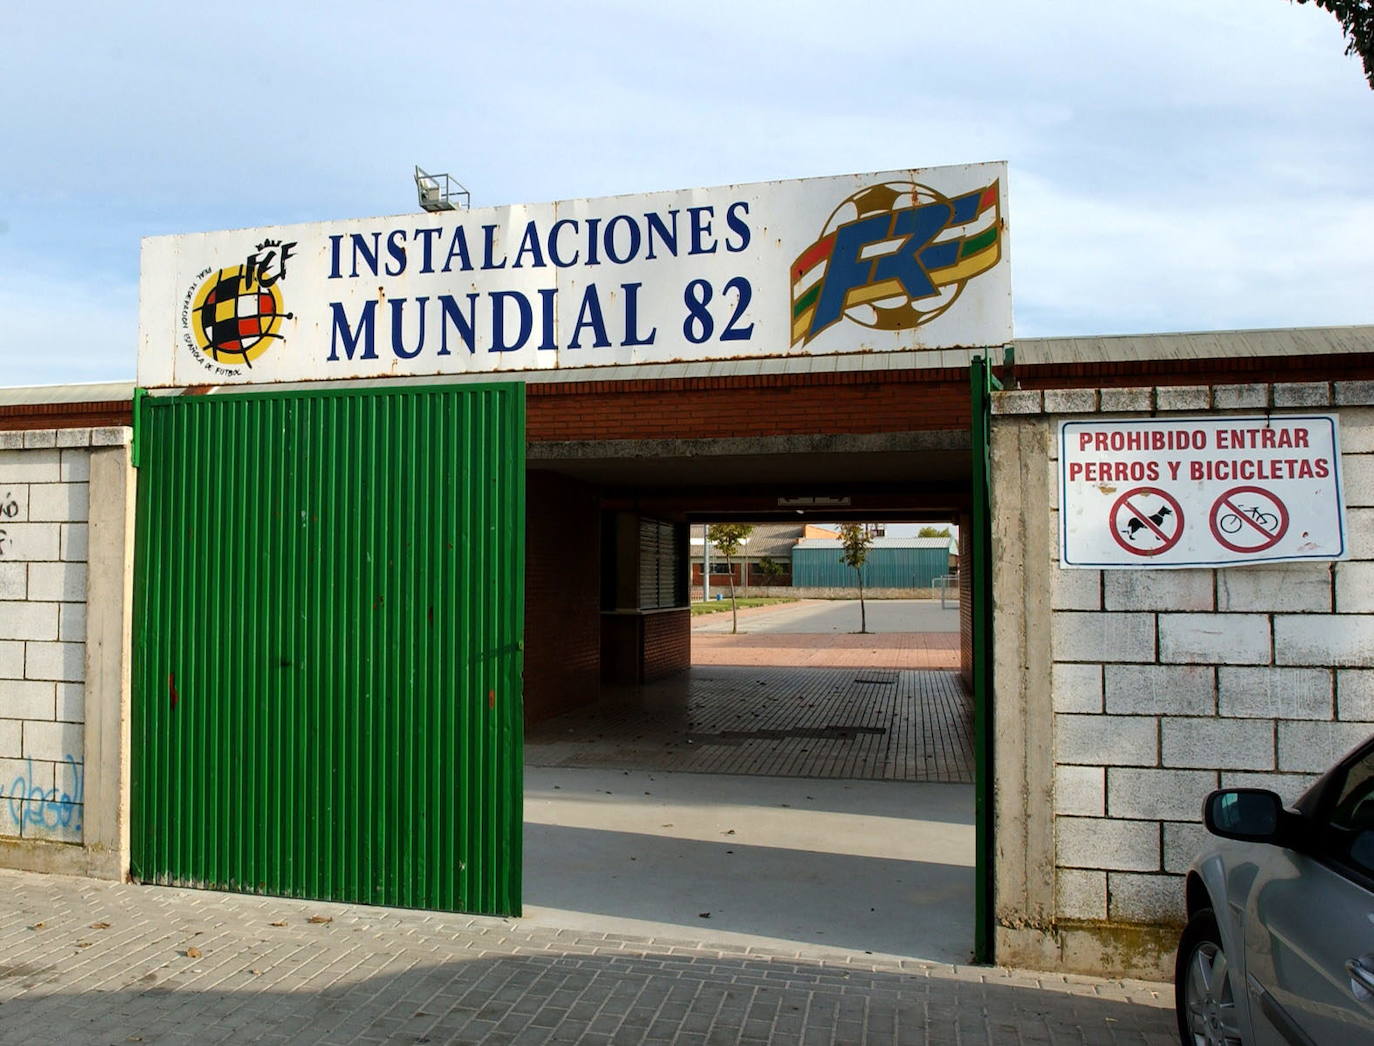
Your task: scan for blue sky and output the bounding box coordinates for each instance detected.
[1,0,1370,386]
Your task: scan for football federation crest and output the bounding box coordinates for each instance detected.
[182,240,296,371]
[790,181,1002,346]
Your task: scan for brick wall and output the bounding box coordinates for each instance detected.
[643,609,690,681]
[0,430,106,845]
[524,471,601,725]
[991,380,1374,978]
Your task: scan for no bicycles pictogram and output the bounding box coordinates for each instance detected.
[1209,485,1289,553]
[1110,487,1184,556]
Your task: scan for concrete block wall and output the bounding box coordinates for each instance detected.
[992,382,1374,980]
[0,428,132,878]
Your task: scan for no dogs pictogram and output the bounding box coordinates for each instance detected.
[1110,487,1184,556]
[1209,485,1288,553]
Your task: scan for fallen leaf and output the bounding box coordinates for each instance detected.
[30,922,45,930]
[91,921,111,930]
[249,968,264,975]
[698,912,711,919]
[306,915,333,925]
[269,921,288,927]
[723,830,735,836]
[76,941,93,948]
[185,946,202,959]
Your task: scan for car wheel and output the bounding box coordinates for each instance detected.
[1175,907,1244,1045]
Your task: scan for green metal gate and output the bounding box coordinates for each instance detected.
[131,383,525,916]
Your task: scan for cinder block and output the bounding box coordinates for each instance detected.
[1221,770,1321,804]
[18,799,82,843]
[1156,386,1210,411]
[1338,670,1374,720]
[1336,561,1374,612]
[1057,816,1161,871]
[0,680,56,720]
[1055,714,1159,767]
[1052,662,1103,713]
[22,430,56,450]
[0,563,24,600]
[1219,666,1332,719]
[1108,768,1218,820]
[1056,868,1107,920]
[1159,614,1271,665]
[22,720,83,763]
[1105,664,1215,715]
[1343,456,1374,508]
[91,427,131,447]
[27,562,86,603]
[1052,568,1100,610]
[1051,612,1156,663]
[1164,822,1211,873]
[0,602,59,642]
[991,390,1043,415]
[27,483,88,523]
[56,683,84,723]
[1044,389,1098,415]
[0,641,22,678]
[58,450,90,482]
[1338,409,1374,452]
[0,756,54,794]
[60,523,88,562]
[0,483,28,522]
[0,449,60,484]
[1056,765,1104,816]
[1212,384,1269,410]
[1105,570,1213,612]
[1276,615,1374,667]
[55,428,92,449]
[1272,382,1331,408]
[0,523,60,561]
[1108,872,1185,923]
[0,433,20,450]
[1099,387,1152,413]
[0,719,20,758]
[1278,721,1374,773]
[58,603,86,644]
[1163,718,1274,770]
[1219,564,1331,613]
[1349,509,1374,557]
[24,641,84,683]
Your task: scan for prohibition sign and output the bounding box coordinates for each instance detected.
[1110,487,1184,556]
[1209,485,1289,553]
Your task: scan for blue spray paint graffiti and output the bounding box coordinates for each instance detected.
[1,755,83,835]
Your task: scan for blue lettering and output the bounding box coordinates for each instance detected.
[328,235,344,279]
[604,214,641,264]
[490,291,532,352]
[569,285,611,348]
[481,224,507,270]
[442,227,472,272]
[645,210,678,260]
[328,300,378,361]
[538,288,557,350]
[384,230,407,277]
[513,221,546,269]
[548,219,580,267]
[688,206,717,255]
[438,294,478,355]
[414,227,442,274]
[725,201,751,253]
[349,233,381,277]
[585,218,602,265]
[620,283,656,347]
[810,213,889,334]
[390,296,428,359]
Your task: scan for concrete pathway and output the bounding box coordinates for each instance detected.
[0,866,1176,1045]
[692,599,959,635]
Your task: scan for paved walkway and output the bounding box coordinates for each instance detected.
[0,869,1176,1045]
[525,667,972,783]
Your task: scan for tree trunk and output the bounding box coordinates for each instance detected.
[727,555,738,634]
[858,568,867,634]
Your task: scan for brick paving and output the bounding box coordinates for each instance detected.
[525,667,973,783]
[0,869,1176,1045]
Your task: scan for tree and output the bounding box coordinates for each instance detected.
[838,523,875,634]
[1295,0,1374,87]
[917,526,952,538]
[707,523,753,634]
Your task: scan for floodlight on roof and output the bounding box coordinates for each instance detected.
[414,165,470,213]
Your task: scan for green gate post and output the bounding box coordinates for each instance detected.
[970,354,1002,965]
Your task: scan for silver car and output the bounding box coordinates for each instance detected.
[1176,734,1374,1044]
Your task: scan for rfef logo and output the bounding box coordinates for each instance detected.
[790,181,1002,346]
[181,240,296,373]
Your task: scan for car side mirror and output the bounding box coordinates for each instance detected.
[1204,788,1284,843]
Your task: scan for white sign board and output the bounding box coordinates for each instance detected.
[1059,415,1347,569]
[137,163,1010,388]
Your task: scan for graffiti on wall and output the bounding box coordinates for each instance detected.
[0,755,83,837]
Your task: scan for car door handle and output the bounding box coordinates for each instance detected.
[1346,957,1374,995]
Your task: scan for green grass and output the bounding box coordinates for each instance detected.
[690,597,798,616]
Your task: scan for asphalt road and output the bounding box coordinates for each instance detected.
[693,598,959,635]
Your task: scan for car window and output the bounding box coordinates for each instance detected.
[1322,747,1374,878]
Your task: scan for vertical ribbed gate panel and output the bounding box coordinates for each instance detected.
[131,383,525,917]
